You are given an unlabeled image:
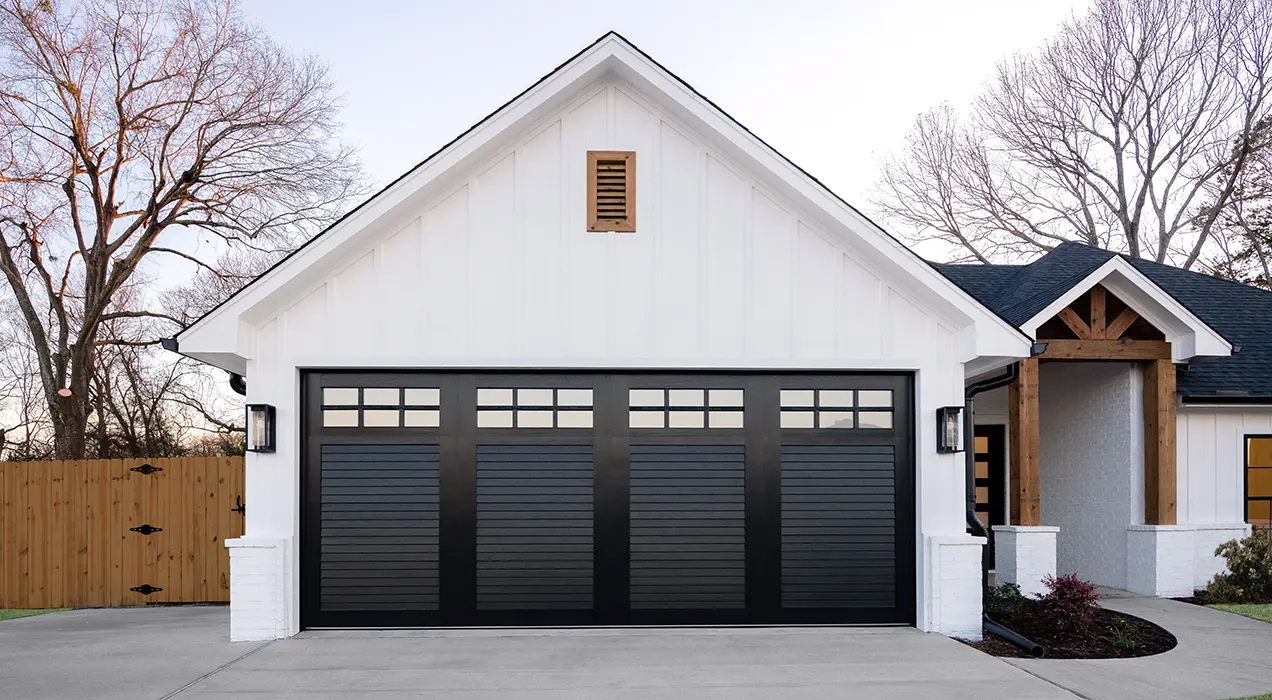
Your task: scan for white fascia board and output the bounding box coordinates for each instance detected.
[603,46,1029,363]
[1019,257,1231,362]
[177,34,1031,369]
[176,40,620,362]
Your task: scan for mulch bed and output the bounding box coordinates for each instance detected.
[963,606,1177,659]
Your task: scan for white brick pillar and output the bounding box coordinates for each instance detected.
[226,537,290,641]
[1126,525,1196,597]
[992,525,1058,598]
[927,535,986,640]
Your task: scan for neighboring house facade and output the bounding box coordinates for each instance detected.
[173,33,1271,643]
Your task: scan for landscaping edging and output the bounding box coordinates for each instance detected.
[965,607,1177,659]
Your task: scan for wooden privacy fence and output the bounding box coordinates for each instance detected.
[0,457,244,609]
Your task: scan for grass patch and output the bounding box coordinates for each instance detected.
[0,609,66,621]
[1224,695,1272,700]
[1209,603,1272,624]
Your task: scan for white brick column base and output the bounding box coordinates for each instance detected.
[927,535,986,641]
[226,537,290,641]
[1126,525,1197,597]
[992,525,1058,598]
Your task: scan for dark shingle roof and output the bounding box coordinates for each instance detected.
[932,242,1272,401]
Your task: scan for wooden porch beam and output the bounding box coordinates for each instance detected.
[1105,308,1140,340]
[1058,307,1092,339]
[1038,339,1171,361]
[1008,357,1041,526]
[1143,359,1177,525]
[1090,286,1107,338]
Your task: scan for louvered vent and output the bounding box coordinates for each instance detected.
[587,150,636,232]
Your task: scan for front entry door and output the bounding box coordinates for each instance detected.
[973,425,1006,568]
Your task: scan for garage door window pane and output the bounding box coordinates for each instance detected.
[668,411,705,429]
[819,411,854,429]
[323,409,359,427]
[630,411,664,428]
[709,389,744,407]
[518,410,554,428]
[557,389,593,407]
[858,411,893,429]
[819,390,854,408]
[709,411,744,429]
[363,388,400,406]
[323,388,358,406]
[781,411,815,429]
[629,389,665,407]
[363,409,400,427]
[478,410,514,428]
[858,390,893,408]
[478,388,514,406]
[668,389,705,407]
[518,389,554,406]
[558,410,593,428]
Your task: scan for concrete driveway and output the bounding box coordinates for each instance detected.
[0,607,1075,700]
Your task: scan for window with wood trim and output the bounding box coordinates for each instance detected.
[1247,436,1272,532]
[586,150,636,232]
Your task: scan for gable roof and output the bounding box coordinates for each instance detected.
[934,242,1272,401]
[174,32,1030,373]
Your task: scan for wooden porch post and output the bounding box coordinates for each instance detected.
[1143,359,1177,525]
[1008,357,1041,526]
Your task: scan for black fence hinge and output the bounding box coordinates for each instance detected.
[129,524,162,535]
[130,584,162,595]
[130,463,162,475]
[231,495,246,516]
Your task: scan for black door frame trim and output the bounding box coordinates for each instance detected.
[301,369,916,629]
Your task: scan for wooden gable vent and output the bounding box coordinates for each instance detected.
[587,150,636,233]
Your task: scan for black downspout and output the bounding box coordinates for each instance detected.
[963,362,1046,658]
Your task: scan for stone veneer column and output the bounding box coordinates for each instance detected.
[992,525,1058,597]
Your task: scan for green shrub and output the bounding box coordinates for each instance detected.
[986,582,1027,617]
[1205,535,1272,603]
[1109,616,1137,651]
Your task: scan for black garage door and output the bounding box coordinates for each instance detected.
[301,372,914,628]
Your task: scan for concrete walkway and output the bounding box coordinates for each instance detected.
[1007,596,1272,700]
[0,607,1074,700]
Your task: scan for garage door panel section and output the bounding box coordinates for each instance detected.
[629,444,746,609]
[781,445,897,609]
[319,444,440,612]
[476,444,594,610]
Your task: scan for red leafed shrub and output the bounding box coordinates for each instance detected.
[1038,573,1102,635]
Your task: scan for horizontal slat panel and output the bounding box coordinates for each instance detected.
[629,445,745,610]
[320,444,440,613]
[476,444,594,611]
[782,444,897,611]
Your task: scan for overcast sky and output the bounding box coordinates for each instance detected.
[239,0,1088,205]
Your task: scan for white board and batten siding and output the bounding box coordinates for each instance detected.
[1178,406,1272,524]
[239,79,977,634]
[260,81,958,371]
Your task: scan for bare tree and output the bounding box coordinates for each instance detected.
[1202,117,1272,286]
[0,0,364,458]
[872,0,1272,266]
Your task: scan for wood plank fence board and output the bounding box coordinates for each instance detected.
[1,457,243,609]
